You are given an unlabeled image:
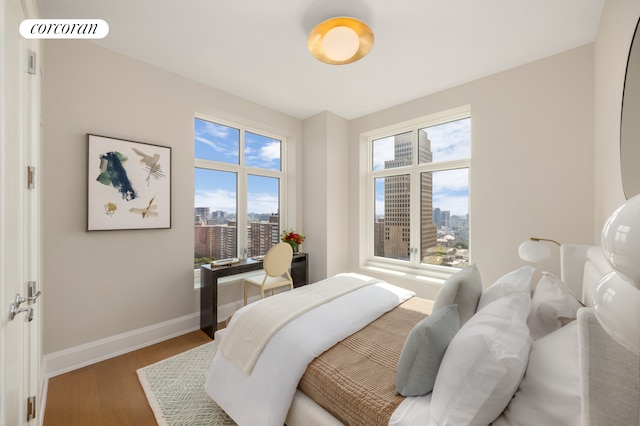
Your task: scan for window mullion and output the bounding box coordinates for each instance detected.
[410,129,421,266]
[237,130,246,258]
[237,175,248,260]
[365,108,471,275]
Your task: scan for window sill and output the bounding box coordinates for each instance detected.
[361,259,457,287]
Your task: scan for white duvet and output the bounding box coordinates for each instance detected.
[204,273,418,426]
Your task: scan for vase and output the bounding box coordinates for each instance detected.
[287,241,299,254]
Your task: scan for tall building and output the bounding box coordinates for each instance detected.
[194,207,210,225]
[382,130,437,260]
[194,221,237,260]
[419,128,438,257]
[248,213,280,257]
[195,211,280,260]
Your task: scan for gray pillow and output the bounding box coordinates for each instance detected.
[433,264,482,326]
[396,304,460,397]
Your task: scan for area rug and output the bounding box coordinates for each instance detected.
[137,341,236,426]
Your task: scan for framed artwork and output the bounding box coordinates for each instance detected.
[87,134,171,231]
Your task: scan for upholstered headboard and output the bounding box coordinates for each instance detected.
[561,244,640,426]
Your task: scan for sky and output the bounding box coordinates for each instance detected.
[194,118,281,215]
[194,116,470,218]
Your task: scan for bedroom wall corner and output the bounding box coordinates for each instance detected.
[301,111,350,283]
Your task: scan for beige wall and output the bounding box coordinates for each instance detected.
[43,0,636,355]
[41,40,302,354]
[348,45,595,293]
[593,0,640,233]
[302,111,350,283]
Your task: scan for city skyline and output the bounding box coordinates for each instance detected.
[194,117,469,266]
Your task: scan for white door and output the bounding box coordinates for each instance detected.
[1,0,42,424]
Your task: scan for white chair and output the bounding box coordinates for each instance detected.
[243,242,294,305]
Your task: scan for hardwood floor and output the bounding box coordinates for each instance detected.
[44,330,213,426]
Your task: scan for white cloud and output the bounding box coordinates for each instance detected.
[260,141,281,160]
[247,191,279,214]
[372,136,395,171]
[194,188,236,213]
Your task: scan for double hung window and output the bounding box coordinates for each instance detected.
[194,117,285,269]
[367,107,471,272]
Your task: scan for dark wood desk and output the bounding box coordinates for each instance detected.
[200,252,309,338]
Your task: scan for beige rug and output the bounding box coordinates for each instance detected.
[136,341,236,426]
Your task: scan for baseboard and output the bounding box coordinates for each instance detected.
[42,312,200,379]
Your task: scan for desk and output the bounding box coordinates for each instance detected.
[200,252,309,338]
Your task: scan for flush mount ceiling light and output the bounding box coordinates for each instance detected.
[307,17,374,65]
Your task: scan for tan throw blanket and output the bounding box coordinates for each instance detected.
[219,273,382,375]
[298,296,434,426]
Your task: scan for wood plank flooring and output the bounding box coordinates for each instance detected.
[44,330,213,426]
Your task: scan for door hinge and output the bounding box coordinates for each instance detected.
[27,166,35,189]
[27,395,36,421]
[27,50,36,75]
[28,281,38,300]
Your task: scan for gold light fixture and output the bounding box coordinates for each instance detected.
[307,17,374,65]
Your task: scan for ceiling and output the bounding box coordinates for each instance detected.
[37,0,606,120]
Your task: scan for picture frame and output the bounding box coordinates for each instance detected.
[87,134,171,231]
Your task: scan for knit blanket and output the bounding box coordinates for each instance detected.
[299,296,434,426]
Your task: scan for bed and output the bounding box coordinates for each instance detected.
[204,244,640,426]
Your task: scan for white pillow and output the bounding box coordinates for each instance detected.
[527,272,582,340]
[492,321,580,426]
[477,266,535,311]
[429,293,533,426]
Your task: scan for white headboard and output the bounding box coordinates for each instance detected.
[561,244,640,425]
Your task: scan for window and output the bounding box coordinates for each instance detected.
[367,107,470,272]
[194,117,285,269]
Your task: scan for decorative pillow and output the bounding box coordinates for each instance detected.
[396,305,460,397]
[527,272,582,340]
[476,266,535,311]
[492,321,580,426]
[433,264,482,326]
[429,293,533,426]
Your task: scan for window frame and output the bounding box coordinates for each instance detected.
[361,105,471,279]
[194,114,288,284]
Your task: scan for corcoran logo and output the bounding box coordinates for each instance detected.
[20,19,109,39]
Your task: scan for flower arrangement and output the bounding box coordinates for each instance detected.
[281,229,305,253]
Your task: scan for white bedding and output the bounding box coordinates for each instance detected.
[205,246,624,426]
[204,274,417,426]
[218,273,377,375]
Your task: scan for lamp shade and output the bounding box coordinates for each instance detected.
[307,17,374,65]
[518,240,551,263]
[594,193,640,354]
[601,193,640,284]
[593,271,640,354]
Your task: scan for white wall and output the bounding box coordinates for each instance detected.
[42,1,637,357]
[302,111,350,283]
[301,113,328,282]
[348,45,595,293]
[41,40,303,354]
[593,0,640,234]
